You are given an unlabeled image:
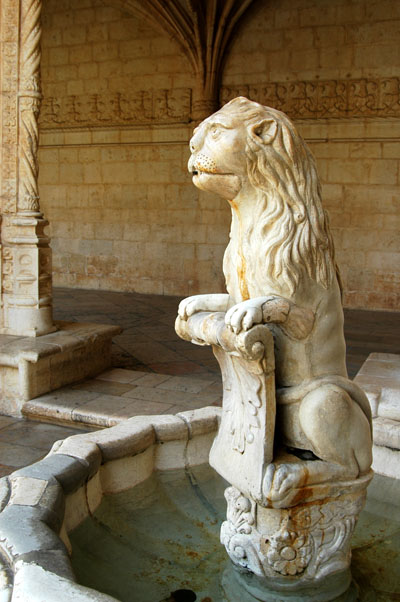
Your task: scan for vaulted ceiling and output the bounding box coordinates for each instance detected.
[109,0,257,119]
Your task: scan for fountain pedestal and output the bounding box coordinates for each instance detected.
[221,476,370,602]
[176,311,372,602]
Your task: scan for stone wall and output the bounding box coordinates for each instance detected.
[39,0,228,296]
[38,0,400,309]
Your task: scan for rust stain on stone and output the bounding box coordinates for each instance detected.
[229,199,250,301]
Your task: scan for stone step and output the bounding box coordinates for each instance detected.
[0,321,121,417]
[354,352,400,479]
[22,368,222,429]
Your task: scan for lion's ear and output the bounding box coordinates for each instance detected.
[250,119,277,145]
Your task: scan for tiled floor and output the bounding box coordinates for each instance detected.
[0,287,399,478]
[52,287,400,380]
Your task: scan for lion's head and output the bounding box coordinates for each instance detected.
[189,97,338,298]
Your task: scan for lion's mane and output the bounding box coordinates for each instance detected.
[223,97,338,297]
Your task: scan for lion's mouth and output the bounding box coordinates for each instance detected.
[192,169,231,176]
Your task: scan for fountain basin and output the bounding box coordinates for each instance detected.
[0,407,220,601]
[0,407,399,601]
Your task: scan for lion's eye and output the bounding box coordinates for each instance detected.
[209,125,221,139]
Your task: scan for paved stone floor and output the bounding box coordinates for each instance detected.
[0,287,399,478]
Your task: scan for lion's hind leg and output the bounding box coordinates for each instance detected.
[299,383,372,478]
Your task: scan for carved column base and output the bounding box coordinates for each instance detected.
[220,478,370,602]
[2,213,55,336]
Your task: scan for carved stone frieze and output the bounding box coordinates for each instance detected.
[39,88,192,129]
[221,77,400,119]
[39,77,400,131]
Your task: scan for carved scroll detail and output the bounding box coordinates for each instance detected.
[18,0,42,213]
[221,77,400,119]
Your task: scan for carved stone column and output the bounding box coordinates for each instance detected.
[0,0,54,336]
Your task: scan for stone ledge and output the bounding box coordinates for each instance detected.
[0,321,122,417]
[354,352,400,479]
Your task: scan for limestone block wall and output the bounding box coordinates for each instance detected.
[38,0,228,296]
[38,0,400,309]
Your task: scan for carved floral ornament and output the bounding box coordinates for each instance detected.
[39,77,400,129]
[221,486,365,579]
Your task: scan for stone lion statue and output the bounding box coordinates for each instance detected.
[178,97,372,501]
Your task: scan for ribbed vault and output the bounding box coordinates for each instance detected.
[108,0,257,119]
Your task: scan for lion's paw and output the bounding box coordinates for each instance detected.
[263,463,305,502]
[178,293,229,320]
[225,300,263,334]
[178,295,203,320]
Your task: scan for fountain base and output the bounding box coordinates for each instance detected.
[222,564,357,602]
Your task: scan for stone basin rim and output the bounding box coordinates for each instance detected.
[0,406,221,602]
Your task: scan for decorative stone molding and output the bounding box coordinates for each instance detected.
[39,88,192,129]
[221,77,400,120]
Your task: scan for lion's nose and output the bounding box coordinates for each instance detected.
[189,129,202,153]
[188,155,195,173]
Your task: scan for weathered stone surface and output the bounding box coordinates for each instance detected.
[0,505,67,558]
[50,436,102,478]
[0,409,220,599]
[151,414,188,442]
[12,454,90,494]
[0,479,10,512]
[17,549,74,581]
[372,444,400,480]
[373,417,400,449]
[177,406,221,438]
[84,417,156,462]
[12,561,119,601]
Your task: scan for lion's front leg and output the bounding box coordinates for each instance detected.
[178,293,230,320]
[225,296,290,334]
[225,296,315,339]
